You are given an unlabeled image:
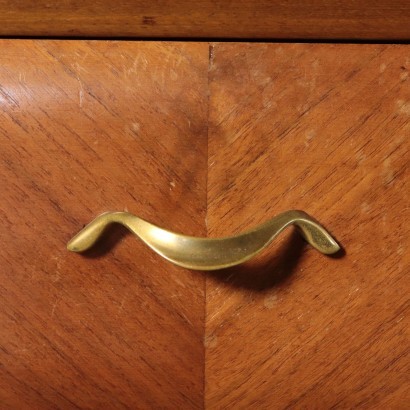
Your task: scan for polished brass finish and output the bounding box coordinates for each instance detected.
[67,210,339,270]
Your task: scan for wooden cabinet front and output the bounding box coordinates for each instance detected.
[0,40,408,408]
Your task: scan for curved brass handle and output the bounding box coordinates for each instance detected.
[67,210,340,270]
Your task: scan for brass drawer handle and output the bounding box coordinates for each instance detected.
[67,210,339,270]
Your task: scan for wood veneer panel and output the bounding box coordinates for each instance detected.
[0,40,208,408]
[0,1,410,40]
[206,43,409,408]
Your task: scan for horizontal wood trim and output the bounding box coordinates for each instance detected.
[0,0,409,40]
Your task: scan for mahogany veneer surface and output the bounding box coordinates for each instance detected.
[0,40,208,409]
[0,40,409,409]
[0,0,410,40]
[206,43,409,409]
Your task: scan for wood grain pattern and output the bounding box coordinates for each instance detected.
[206,43,409,408]
[1,40,409,409]
[1,0,410,40]
[0,40,208,408]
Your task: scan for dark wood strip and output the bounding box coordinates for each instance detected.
[0,1,409,40]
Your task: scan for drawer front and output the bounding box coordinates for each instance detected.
[0,40,408,408]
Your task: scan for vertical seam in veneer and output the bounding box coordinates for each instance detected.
[203,41,214,410]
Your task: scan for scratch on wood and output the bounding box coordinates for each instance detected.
[51,296,61,318]
[73,72,84,108]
